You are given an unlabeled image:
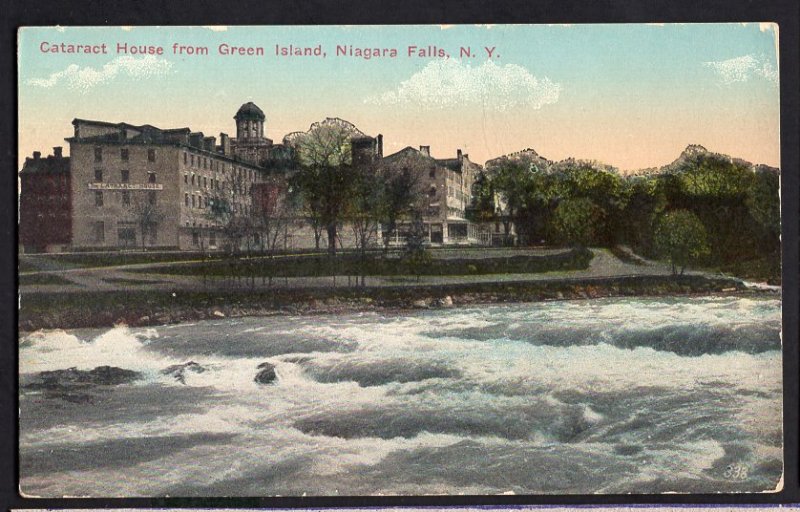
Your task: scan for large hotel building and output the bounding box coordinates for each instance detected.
[19,102,498,252]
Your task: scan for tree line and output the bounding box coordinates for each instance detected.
[470,149,781,280]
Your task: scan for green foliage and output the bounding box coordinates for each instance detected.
[653,210,710,275]
[553,197,604,247]
[747,168,780,239]
[466,171,497,223]
[476,148,780,281]
[403,213,431,280]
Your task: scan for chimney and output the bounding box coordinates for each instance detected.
[457,149,463,162]
[376,134,383,158]
[53,146,63,158]
[204,136,216,152]
[220,133,231,156]
[189,132,204,149]
[33,151,41,160]
[419,145,430,157]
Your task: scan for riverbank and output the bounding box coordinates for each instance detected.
[18,273,775,331]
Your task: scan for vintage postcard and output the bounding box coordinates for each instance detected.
[17,24,782,497]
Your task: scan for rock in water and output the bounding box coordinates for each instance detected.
[162,361,207,384]
[21,366,142,402]
[255,362,277,384]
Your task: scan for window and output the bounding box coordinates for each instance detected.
[93,221,105,242]
[121,148,129,161]
[184,152,188,165]
[191,175,195,186]
[192,231,199,246]
[191,195,196,208]
[94,147,102,162]
[121,191,130,206]
[203,158,207,169]
[118,227,136,247]
[148,224,157,245]
[148,191,157,205]
[148,172,156,183]
[184,174,188,184]
[190,154,195,167]
[429,168,436,178]
[121,169,129,182]
[209,231,216,246]
[94,169,103,182]
[94,191,104,207]
[185,193,189,207]
[203,177,207,189]
[148,149,156,162]
[429,186,437,198]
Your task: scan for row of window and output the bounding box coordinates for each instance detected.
[183,151,257,183]
[185,173,217,190]
[94,169,157,183]
[183,173,251,195]
[91,221,157,245]
[94,190,157,207]
[94,147,156,163]
[183,192,251,216]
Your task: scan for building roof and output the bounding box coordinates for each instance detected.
[67,119,191,145]
[20,154,70,175]
[234,102,265,121]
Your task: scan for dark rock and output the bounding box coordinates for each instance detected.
[21,366,142,402]
[162,361,207,384]
[255,362,277,384]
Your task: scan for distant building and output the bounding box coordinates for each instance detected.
[19,147,71,253]
[20,102,498,252]
[383,145,484,245]
[65,117,263,250]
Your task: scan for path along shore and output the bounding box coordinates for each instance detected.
[18,249,778,331]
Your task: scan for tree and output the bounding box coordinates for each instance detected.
[206,165,256,256]
[618,176,667,256]
[551,161,628,246]
[747,167,781,242]
[466,171,498,223]
[487,159,533,244]
[552,197,604,248]
[653,209,710,275]
[131,195,165,251]
[380,162,426,252]
[347,160,385,285]
[403,211,432,282]
[252,178,298,286]
[288,119,370,255]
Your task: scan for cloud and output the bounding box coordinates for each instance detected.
[704,54,778,86]
[27,55,173,91]
[365,59,561,111]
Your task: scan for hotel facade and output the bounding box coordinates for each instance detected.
[20,102,498,252]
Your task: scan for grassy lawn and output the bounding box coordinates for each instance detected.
[102,277,171,285]
[32,251,222,268]
[18,273,75,286]
[131,247,594,278]
[17,259,43,273]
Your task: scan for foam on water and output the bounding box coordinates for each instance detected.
[18,295,783,496]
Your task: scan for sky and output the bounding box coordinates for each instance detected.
[17,24,780,171]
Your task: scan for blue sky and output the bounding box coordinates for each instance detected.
[18,23,780,170]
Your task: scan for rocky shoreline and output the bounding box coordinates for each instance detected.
[18,274,777,332]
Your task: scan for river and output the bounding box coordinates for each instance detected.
[19,295,783,496]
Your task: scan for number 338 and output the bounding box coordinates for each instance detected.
[724,464,749,480]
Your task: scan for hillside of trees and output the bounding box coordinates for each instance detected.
[470,145,781,283]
